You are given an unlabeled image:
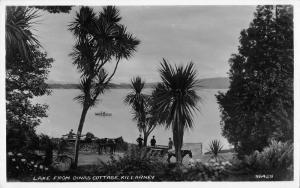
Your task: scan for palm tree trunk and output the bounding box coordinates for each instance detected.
[173,123,183,164]
[73,105,89,168]
[173,114,184,164]
[143,131,148,147]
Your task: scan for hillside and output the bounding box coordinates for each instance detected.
[198,77,230,89]
[47,77,229,89]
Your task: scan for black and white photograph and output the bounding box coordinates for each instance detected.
[0,0,299,186]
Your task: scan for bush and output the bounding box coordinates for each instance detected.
[243,140,293,180]
[97,146,166,179]
[85,132,95,143]
[95,146,230,181]
[7,151,52,179]
[207,140,224,162]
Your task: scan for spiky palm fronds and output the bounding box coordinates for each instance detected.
[208,139,224,159]
[152,59,201,130]
[151,59,201,163]
[70,6,140,167]
[124,77,146,109]
[124,76,148,130]
[74,69,110,108]
[6,6,41,62]
[70,6,140,109]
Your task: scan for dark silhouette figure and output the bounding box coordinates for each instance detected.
[68,129,74,139]
[136,134,143,148]
[150,136,156,147]
[168,137,173,149]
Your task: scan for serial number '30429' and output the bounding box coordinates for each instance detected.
[255,174,274,179]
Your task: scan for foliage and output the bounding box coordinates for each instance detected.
[6,44,53,152]
[182,159,232,181]
[124,76,157,146]
[243,140,293,180]
[7,151,51,179]
[208,140,224,161]
[69,6,140,167]
[38,134,54,165]
[6,5,54,153]
[216,5,293,156]
[152,59,201,163]
[85,132,95,142]
[57,139,69,154]
[33,6,72,13]
[6,6,41,63]
[96,146,231,181]
[97,147,165,179]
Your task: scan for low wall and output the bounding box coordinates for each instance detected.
[182,143,202,156]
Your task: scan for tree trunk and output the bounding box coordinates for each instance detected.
[173,118,184,164]
[73,105,89,168]
[143,131,148,147]
[173,125,182,163]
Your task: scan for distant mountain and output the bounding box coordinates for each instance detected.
[198,77,230,89]
[47,77,229,89]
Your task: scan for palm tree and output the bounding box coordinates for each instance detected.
[69,6,140,168]
[208,139,224,162]
[6,6,40,62]
[152,59,201,163]
[124,77,157,146]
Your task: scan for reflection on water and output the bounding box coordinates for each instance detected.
[33,88,230,149]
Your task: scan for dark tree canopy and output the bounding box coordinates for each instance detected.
[6,45,53,151]
[69,6,140,167]
[124,76,157,146]
[33,6,72,13]
[6,6,54,151]
[216,5,293,156]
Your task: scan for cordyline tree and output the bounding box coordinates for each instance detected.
[69,6,140,168]
[216,5,293,156]
[152,59,201,163]
[124,77,157,146]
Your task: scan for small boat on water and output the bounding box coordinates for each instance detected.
[95,111,112,116]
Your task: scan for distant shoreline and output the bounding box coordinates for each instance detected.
[47,77,230,90]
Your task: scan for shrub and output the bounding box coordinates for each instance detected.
[7,151,51,179]
[207,140,224,162]
[97,146,166,180]
[95,146,230,181]
[243,140,293,180]
[85,132,95,143]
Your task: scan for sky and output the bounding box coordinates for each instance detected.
[33,5,256,84]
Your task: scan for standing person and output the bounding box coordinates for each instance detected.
[150,136,156,147]
[68,129,74,139]
[168,137,173,149]
[136,134,143,148]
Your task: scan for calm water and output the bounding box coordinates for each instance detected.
[33,88,230,150]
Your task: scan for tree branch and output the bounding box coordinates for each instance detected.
[104,58,120,85]
[146,124,156,135]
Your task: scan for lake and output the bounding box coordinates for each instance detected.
[33,88,230,150]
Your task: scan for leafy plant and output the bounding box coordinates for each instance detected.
[7,152,51,179]
[97,146,165,179]
[216,5,293,156]
[243,140,293,180]
[69,6,140,168]
[84,132,95,143]
[208,140,224,162]
[151,59,201,163]
[124,76,157,146]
